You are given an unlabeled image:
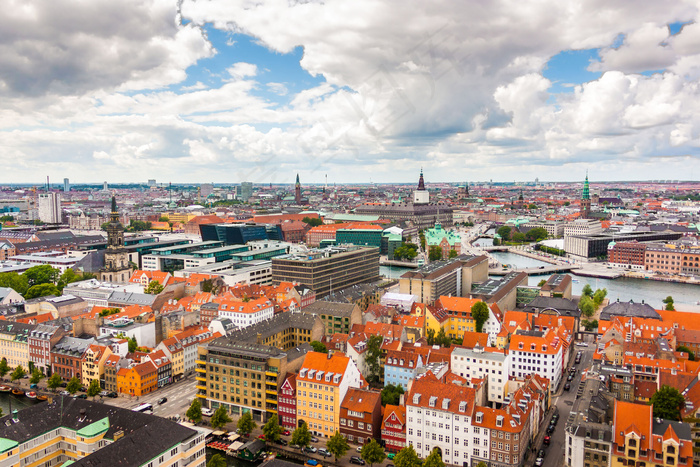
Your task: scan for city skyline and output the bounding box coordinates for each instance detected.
[2,1,700,184]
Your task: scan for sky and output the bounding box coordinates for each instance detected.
[2,0,700,185]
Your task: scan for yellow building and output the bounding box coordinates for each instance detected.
[0,322,32,371]
[295,351,363,439]
[82,344,113,386]
[162,212,196,224]
[0,397,206,466]
[158,336,185,377]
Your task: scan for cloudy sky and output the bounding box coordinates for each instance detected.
[2,0,700,185]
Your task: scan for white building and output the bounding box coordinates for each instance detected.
[99,318,157,348]
[217,297,274,329]
[564,219,603,237]
[38,192,61,223]
[451,346,510,404]
[508,329,563,389]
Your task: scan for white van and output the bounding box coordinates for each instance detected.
[202,407,214,417]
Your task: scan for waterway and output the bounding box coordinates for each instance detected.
[0,392,43,417]
[380,250,700,308]
[206,448,304,467]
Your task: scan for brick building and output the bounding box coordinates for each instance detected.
[339,388,382,445]
[381,404,406,453]
[607,241,647,269]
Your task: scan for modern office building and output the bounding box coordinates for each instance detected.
[0,396,206,466]
[200,223,282,245]
[564,231,683,260]
[240,182,253,201]
[38,192,61,223]
[63,178,70,192]
[272,245,380,298]
[399,255,488,304]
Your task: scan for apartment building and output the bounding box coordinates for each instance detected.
[81,344,112,386]
[197,338,310,422]
[508,329,564,389]
[221,311,324,351]
[216,297,275,329]
[303,301,362,335]
[645,243,683,274]
[384,350,424,390]
[564,219,603,237]
[452,346,510,404]
[382,404,406,454]
[339,388,382,445]
[565,377,613,467]
[28,324,65,375]
[607,241,647,269]
[117,360,158,396]
[278,373,297,431]
[295,351,363,438]
[52,336,97,381]
[0,322,34,370]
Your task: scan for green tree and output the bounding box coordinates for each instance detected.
[380,384,405,406]
[525,227,548,242]
[10,365,25,382]
[448,249,458,259]
[129,220,151,231]
[512,232,526,243]
[326,431,350,462]
[394,445,421,467]
[528,203,538,210]
[424,448,446,467]
[537,279,547,287]
[66,376,81,394]
[310,341,328,354]
[262,415,282,442]
[360,438,386,467]
[677,345,695,361]
[291,421,312,447]
[24,283,60,300]
[592,288,608,307]
[428,246,443,261]
[57,268,82,291]
[87,379,101,399]
[99,307,121,317]
[471,301,490,333]
[0,272,29,295]
[366,335,383,383]
[650,385,685,420]
[128,337,138,353]
[144,280,164,295]
[47,373,62,392]
[207,454,227,467]
[211,405,233,430]
[435,327,451,347]
[582,284,594,297]
[496,226,512,241]
[237,411,257,436]
[0,358,9,377]
[186,398,203,423]
[426,328,436,345]
[302,216,323,227]
[581,319,598,332]
[158,216,170,222]
[29,368,44,385]
[418,230,426,251]
[23,265,60,287]
[393,243,418,261]
[663,296,675,311]
[101,222,110,231]
[579,295,595,318]
[0,215,14,222]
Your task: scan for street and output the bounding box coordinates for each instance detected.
[101,377,198,418]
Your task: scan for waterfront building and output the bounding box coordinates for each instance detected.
[399,255,488,305]
[0,396,206,466]
[470,272,528,313]
[424,222,461,259]
[523,220,565,238]
[538,274,573,299]
[81,344,112,387]
[117,360,157,396]
[28,324,66,375]
[51,336,97,380]
[564,231,683,261]
[295,351,363,438]
[608,241,647,269]
[271,245,380,298]
[0,321,34,370]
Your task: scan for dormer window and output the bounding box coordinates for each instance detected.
[459,401,467,412]
[542,345,547,352]
[476,412,483,423]
[518,343,524,349]
[442,399,450,410]
[317,371,324,381]
[429,396,437,407]
[530,343,536,351]
[496,415,503,427]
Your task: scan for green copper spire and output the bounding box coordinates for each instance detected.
[582,172,590,200]
[295,174,300,187]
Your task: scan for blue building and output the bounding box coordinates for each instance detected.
[384,350,423,390]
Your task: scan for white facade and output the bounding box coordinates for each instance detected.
[483,308,502,346]
[509,340,562,389]
[217,299,274,328]
[452,347,510,404]
[406,398,481,466]
[564,219,603,237]
[38,192,61,223]
[99,319,156,348]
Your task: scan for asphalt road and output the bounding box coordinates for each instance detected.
[101,376,198,419]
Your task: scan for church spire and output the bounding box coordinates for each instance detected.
[417,169,426,191]
[582,171,590,200]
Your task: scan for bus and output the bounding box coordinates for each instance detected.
[133,403,153,413]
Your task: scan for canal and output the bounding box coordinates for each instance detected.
[0,392,43,417]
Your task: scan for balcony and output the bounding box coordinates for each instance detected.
[196,393,207,399]
[195,359,206,366]
[266,399,278,407]
[266,389,277,396]
[195,366,206,373]
[196,384,207,391]
[265,371,278,378]
[196,376,206,382]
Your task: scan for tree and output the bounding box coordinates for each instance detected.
[537,279,547,287]
[366,335,383,383]
[512,232,526,243]
[57,268,82,291]
[0,272,29,295]
[428,246,443,261]
[101,222,110,231]
[186,398,203,423]
[23,265,60,287]
[581,319,598,332]
[29,368,44,385]
[292,421,312,447]
[579,295,595,318]
[582,284,593,297]
[87,379,101,399]
[393,243,418,261]
[237,411,256,436]
[158,216,170,222]
[677,345,695,361]
[128,337,138,353]
[496,225,512,241]
[302,216,323,227]
[310,341,328,354]
[528,203,538,210]
[144,280,164,295]
[435,327,451,347]
[326,431,350,462]
[66,376,81,394]
[24,283,61,299]
[418,230,426,251]
[663,296,675,311]
[207,454,227,467]
[262,415,282,442]
[10,365,25,382]
[0,215,14,222]
[360,438,386,467]
[380,384,405,406]
[394,445,421,467]
[0,358,9,377]
[424,448,446,467]
[525,227,548,242]
[650,385,685,420]
[47,373,62,391]
[471,301,490,333]
[592,288,608,307]
[426,328,436,345]
[211,405,233,430]
[448,249,458,259]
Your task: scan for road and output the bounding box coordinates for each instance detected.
[101,377,198,419]
[531,335,596,467]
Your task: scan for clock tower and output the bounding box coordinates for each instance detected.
[100,195,131,283]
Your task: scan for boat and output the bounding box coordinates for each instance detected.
[36,395,48,402]
[11,388,23,396]
[25,391,37,399]
[0,385,11,393]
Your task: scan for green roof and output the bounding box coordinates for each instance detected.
[425,223,461,247]
[0,437,18,454]
[77,417,110,438]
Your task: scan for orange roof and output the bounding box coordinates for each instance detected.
[614,399,652,450]
[341,388,381,414]
[406,372,476,414]
[298,352,352,387]
[382,404,405,429]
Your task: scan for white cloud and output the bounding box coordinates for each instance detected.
[227,62,258,80]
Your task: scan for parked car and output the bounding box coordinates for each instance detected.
[564,382,571,391]
[576,342,589,347]
[567,373,574,382]
[357,446,363,453]
[546,424,555,435]
[543,436,551,445]
[29,383,38,389]
[282,429,291,436]
[305,460,320,467]
[318,448,331,457]
[350,456,366,465]
[538,449,546,459]
[60,382,68,388]
[275,438,288,446]
[310,436,319,443]
[289,444,301,450]
[201,408,214,417]
[60,390,70,396]
[107,392,118,398]
[258,435,266,440]
[387,453,395,460]
[535,457,544,467]
[158,397,167,404]
[302,446,317,454]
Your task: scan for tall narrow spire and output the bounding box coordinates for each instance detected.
[582,171,590,200]
[417,169,426,191]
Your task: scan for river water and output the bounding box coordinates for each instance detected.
[380,251,700,308]
[0,392,43,417]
